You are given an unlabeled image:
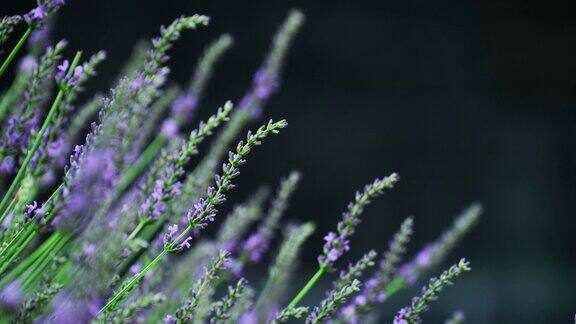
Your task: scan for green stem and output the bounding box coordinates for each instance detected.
[22,232,70,291]
[384,276,407,298]
[0,70,29,123]
[0,230,34,276]
[0,194,18,225]
[100,222,196,314]
[116,134,168,195]
[0,51,83,217]
[0,26,32,79]
[0,232,60,289]
[126,219,150,241]
[287,266,327,308]
[99,249,168,314]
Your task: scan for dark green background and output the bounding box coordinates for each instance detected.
[3,0,576,322]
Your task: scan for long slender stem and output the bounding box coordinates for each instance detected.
[0,231,34,276]
[100,221,196,314]
[0,194,18,225]
[126,220,150,241]
[0,26,32,79]
[287,266,327,308]
[0,232,60,289]
[22,232,70,291]
[384,276,407,298]
[99,249,168,314]
[0,70,28,123]
[0,51,83,217]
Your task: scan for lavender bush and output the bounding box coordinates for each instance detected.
[0,2,483,323]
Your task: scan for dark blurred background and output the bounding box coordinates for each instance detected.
[4,0,576,322]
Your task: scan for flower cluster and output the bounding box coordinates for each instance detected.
[0,4,482,324]
[319,174,399,268]
[23,0,65,27]
[393,259,471,324]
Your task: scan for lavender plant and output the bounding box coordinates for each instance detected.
[0,3,483,323]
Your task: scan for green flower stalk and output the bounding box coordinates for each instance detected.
[209,278,247,323]
[98,119,287,315]
[285,174,399,310]
[0,8,483,323]
[306,279,361,324]
[385,204,481,300]
[0,0,67,78]
[393,259,471,323]
[0,50,82,230]
[254,222,315,321]
[170,250,229,323]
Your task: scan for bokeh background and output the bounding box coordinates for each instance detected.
[4,0,576,322]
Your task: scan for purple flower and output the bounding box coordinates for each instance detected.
[397,263,418,285]
[130,263,142,275]
[53,0,66,7]
[167,224,178,237]
[56,59,70,80]
[0,156,15,174]
[318,231,350,266]
[0,281,22,307]
[393,307,411,324]
[70,65,84,84]
[415,243,435,268]
[161,119,179,138]
[52,293,92,324]
[178,236,193,250]
[340,305,358,324]
[19,56,38,72]
[47,137,64,158]
[24,201,38,220]
[83,244,96,256]
[241,233,267,262]
[253,69,279,100]
[24,4,47,24]
[130,75,145,92]
[171,94,198,116]
[28,26,52,50]
[238,311,257,324]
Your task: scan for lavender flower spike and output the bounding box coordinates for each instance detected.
[240,10,304,118]
[339,217,413,322]
[241,171,301,263]
[0,15,22,45]
[393,259,471,324]
[255,222,315,322]
[319,173,399,268]
[172,250,229,322]
[398,204,481,286]
[306,279,361,324]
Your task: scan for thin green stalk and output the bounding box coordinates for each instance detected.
[384,276,407,297]
[22,232,71,291]
[0,193,18,225]
[0,231,34,276]
[0,26,32,79]
[0,69,29,123]
[0,51,83,217]
[116,215,168,277]
[100,221,196,314]
[0,232,60,288]
[20,237,62,288]
[99,249,168,314]
[287,266,327,308]
[126,219,151,241]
